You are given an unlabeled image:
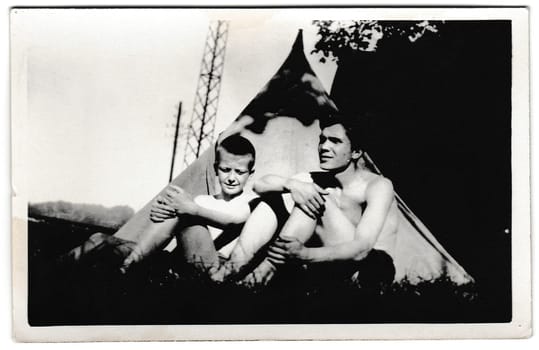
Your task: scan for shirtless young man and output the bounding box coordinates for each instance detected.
[246,114,399,288]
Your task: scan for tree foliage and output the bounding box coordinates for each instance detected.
[312,20,442,62]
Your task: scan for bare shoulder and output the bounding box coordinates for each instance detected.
[370,175,393,189]
[365,174,394,200]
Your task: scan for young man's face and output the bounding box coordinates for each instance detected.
[215,149,253,200]
[318,123,360,171]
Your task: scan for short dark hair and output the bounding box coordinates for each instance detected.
[215,135,256,170]
[320,113,367,152]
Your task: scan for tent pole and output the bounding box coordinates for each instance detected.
[169,102,182,183]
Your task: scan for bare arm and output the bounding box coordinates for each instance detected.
[272,178,395,263]
[150,185,250,228]
[254,174,328,218]
[192,198,251,227]
[253,174,296,194]
[304,178,395,262]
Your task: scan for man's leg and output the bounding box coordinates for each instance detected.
[242,206,317,286]
[279,206,318,243]
[211,201,280,282]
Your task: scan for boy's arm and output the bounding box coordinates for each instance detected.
[162,185,251,228]
[193,196,252,227]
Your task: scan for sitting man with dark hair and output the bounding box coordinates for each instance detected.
[242,114,399,289]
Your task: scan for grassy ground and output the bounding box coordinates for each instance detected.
[28,215,483,326]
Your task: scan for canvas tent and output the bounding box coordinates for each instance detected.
[113,30,473,285]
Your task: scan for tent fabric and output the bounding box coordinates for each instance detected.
[114,30,473,285]
[362,153,472,284]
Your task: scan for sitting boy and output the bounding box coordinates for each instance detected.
[149,135,285,282]
[63,135,260,277]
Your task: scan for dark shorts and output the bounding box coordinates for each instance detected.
[305,249,396,289]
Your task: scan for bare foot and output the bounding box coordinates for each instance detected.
[241,259,277,288]
[207,263,226,283]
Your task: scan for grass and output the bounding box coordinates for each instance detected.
[28,215,485,326]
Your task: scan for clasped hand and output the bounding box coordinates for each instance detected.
[149,185,197,222]
[267,236,308,265]
[288,179,329,219]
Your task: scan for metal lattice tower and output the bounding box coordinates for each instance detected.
[183,20,229,167]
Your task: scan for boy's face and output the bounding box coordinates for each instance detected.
[215,149,253,199]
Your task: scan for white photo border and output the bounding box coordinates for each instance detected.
[10,6,531,341]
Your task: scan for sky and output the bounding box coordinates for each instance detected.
[13,9,337,210]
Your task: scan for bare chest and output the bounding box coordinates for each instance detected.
[311,188,364,245]
[326,188,365,225]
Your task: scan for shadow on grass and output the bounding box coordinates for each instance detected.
[28,216,484,326]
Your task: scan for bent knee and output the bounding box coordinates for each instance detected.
[249,201,278,222]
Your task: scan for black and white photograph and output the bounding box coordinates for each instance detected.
[10,7,530,341]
